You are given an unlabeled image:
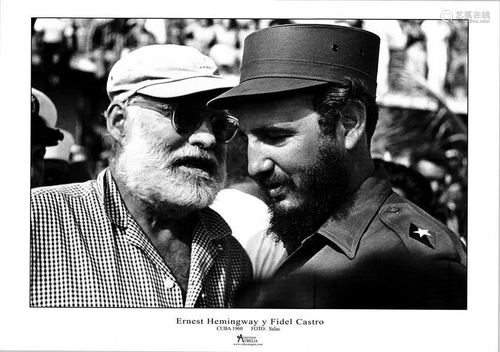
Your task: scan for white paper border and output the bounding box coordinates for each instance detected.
[0,1,498,351]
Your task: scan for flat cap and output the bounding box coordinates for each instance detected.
[107,44,235,103]
[208,24,380,109]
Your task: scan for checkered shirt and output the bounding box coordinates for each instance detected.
[30,169,252,308]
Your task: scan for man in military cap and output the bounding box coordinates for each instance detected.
[30,44,252,307]
[31,88,63,188]
[208,24,467,309]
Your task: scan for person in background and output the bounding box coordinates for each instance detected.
[33,18,72,87]
[208,24,467,309]
[411,147,463,237]
[363,20,407,98]
[67,143,93,183]
[411,147,450,199]
[244,226,288,281]
[373,158,434,214]
[210,185,279,281]
[31,88,63,188]
[210,129,286,281]
[42,128,92,185]
[43,129,75,186]
[30,44,251,308]
[421,20,451,97]
[400,20,427,79]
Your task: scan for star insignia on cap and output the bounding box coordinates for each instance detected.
[409,223,435,249]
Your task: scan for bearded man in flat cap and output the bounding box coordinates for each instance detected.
[208,24,467,309]
[30,44,251,307]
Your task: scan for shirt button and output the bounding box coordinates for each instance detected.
[164,279,175,289]
[388,206,399,213]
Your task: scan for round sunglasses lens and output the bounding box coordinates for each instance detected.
[173,105,203,133]
[212,117,239,143]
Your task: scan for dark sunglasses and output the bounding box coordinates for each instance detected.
[123,96,239,144]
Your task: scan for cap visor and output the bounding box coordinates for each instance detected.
[207,77,330,109]
[137,76,237,99]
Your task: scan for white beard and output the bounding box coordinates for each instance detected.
[111,115,226,216]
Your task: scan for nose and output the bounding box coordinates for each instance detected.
[188,116,217,149]
[247,139,274,179]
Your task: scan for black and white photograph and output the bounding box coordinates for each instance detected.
[29,17,468,309]
[1,1,499,351]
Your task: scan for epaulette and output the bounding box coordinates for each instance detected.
[378,194,465,263]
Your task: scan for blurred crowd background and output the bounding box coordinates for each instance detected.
[31,18,468,243]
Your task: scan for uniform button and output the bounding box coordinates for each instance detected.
[164,279,175,289]
[388,206,399,213]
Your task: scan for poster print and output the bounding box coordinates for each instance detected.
[1,1,499,351]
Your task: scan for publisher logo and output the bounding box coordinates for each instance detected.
[234,334,262,346]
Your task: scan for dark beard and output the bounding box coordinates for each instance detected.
[262,138,351,253]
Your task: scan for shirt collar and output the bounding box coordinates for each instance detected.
[96,168,232,240]
[315,165,393,259]
[96,168,129,228]
[197,207,232,241]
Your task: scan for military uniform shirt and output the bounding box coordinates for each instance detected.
[30,169,252,308]
[237,166,467,309]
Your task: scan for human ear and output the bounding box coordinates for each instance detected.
[106,100,127,141]
[340,100,367,150]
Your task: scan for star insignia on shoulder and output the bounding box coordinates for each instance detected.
[409,223,435,249]
[414,228,431,238]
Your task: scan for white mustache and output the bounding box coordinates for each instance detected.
[170,149,220,167]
